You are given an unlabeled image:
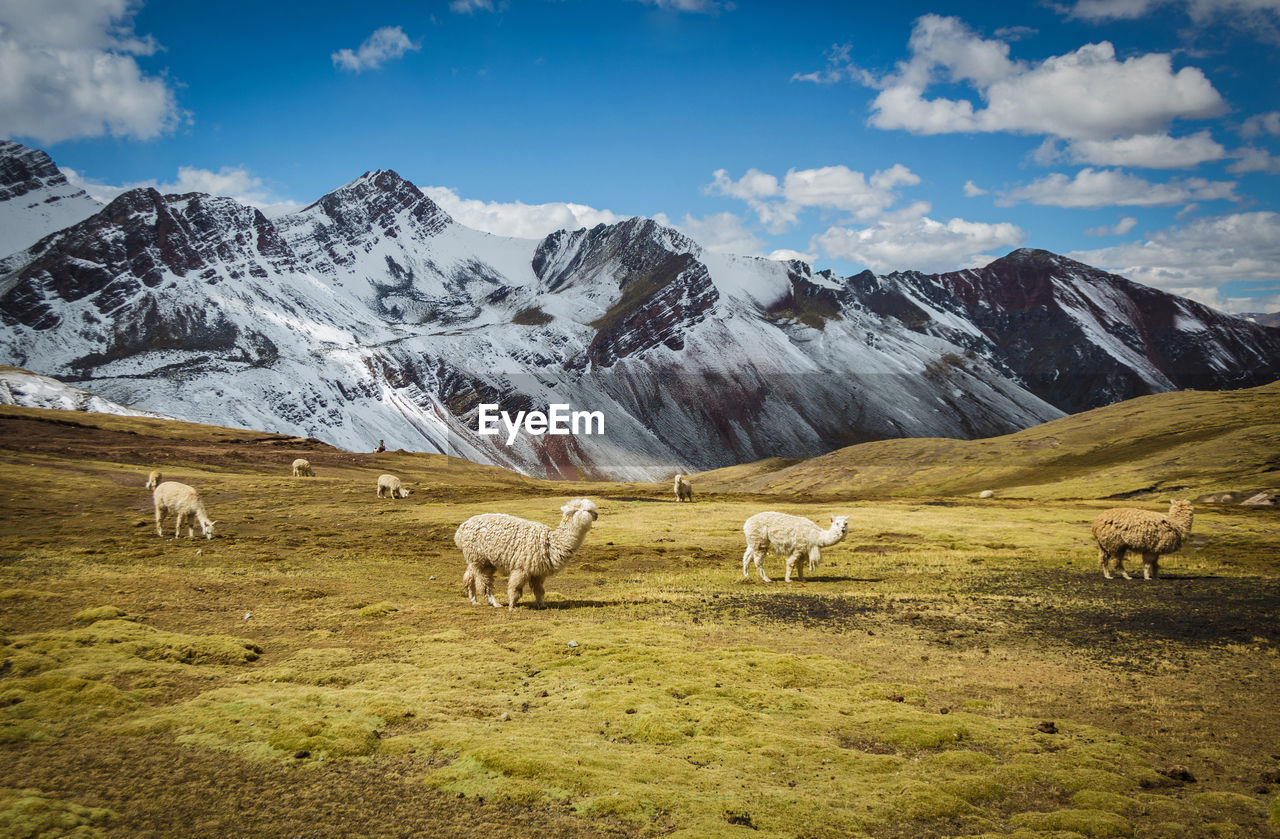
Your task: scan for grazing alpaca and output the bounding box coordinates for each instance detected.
[1092,500,1194,580]
[456,498,599,610]
[153,481,216,539]
[674,474,693,502]
[376,473,410,499]
[291,458,314,477]
[742,511,849,583]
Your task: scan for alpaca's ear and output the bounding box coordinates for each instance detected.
[830,516,834,522]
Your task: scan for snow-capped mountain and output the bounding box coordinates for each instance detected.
[1,141,1277,479]
[0,366,166,418]
[0,141,102,259]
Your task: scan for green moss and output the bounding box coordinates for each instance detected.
[1073,790,1137,815]
[0,674,138,742]
[71,605,128,624]
[357,601,399,617]
[1012,808,1135,838]
[0,788,115,838]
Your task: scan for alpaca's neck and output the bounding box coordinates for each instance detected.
[815,524,846,548]
[548,518,592,569]
[1168,506,1194,536]
[194,504,213,528]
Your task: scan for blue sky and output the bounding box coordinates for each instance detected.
[2,0,1279,312]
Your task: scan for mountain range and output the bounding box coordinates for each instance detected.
[1,140,1277,479]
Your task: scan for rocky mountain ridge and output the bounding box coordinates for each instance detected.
[1,141,1277,479]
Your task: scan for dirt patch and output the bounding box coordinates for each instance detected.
[0,734,628,839]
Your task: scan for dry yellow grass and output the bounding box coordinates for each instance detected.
[0,400,1277,837]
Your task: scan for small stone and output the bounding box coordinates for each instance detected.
[888,694,905,702]
[939,707,950,715]
[498,712,510,722]
[293,750,310,759]
[625,708,636,714]
[429,575,436,580]
[1036,721,1058,734]
[567,640,579,648]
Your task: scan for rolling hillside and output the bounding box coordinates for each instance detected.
[693,381,1280,500]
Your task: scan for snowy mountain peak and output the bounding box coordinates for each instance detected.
[0,141,103,259]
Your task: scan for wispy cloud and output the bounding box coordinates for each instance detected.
[707,164,920,232]
[1061,0,1280,42]
[628,0,736,13]
[1084,216,1139,236]
[62,165,304,217]
[811,204,1026,273]
[1069,211,1280,311]
[450,0,499,13]
[1000,168,1238,208]
[332,26,421,73]
[0,0,182,144]
[420,186,625,238]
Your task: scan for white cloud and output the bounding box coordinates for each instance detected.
[1000,167,1238,207]
[628,0,734,13]
[1241,110,1280,138]
[708,164,920,232]
[331,26,420,73]
[1084,216,1139,236]
[662,211,765,256]
[791,42,878,86]
[768,248,818,264]
[421,186,625,239]
[450,0,497,12]
[1063,0,1280,41]
[811,205,1025,273]
[1228,146,1280,174]
[61,165,304,217]
[1065,131,1226,168]
[0,0,181,144]
[863,15,1224,146]
[963,180,989,197]
[1068,211,1280,311]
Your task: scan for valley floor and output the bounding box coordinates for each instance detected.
[1,409,1278,838]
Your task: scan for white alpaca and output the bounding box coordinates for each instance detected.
[674,474,693,502]
[153,481,216,540]
[376,474,410,499]
[1092,500,1193,580]
[455,498,599,610]
[742,511,849,583]
[145,470,162,490]
[291,458,314,477]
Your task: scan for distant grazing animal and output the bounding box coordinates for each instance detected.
[377,474,410,499]
[153,481,216,540]
[1091,500,1194,580]
[145,470,162,490]
[674,474,693,502]
[291,458,314,477]
[742,511,849,583]
[456,498,599,610]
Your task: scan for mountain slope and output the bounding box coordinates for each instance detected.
[0,140,1277,479]
[693,380,1280,500]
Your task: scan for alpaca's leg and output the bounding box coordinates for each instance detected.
[1098,548,1113,579]
[507,569,529,611]
[1114,548,1132,580]
[742,546,753,579]
[174,512,185,539]
[747,541,772,583]
[155,506,164,537]
[481,569,500,608]
[1142,552,1158,580]
[784,551,802,583]
[463,565,479,605]
[808,547,821,572]
[530,576,546,609]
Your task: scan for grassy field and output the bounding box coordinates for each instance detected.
[0,400,1278,838]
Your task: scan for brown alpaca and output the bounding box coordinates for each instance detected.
[1091,500,1194,580]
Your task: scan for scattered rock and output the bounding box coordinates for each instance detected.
[498,712,510,722]
[567,640,579,648]
[887,694,905,703]
[293,750,310,759]
[939,707,950,715]
[978,490,995,499]
[625,708,636,714]
[1036,721,1058,734]
[1157,765,1196,784]
[536,690,548,698]
[1241,491,1277,507]
[429,575,436,580]
[724,810,756,829]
